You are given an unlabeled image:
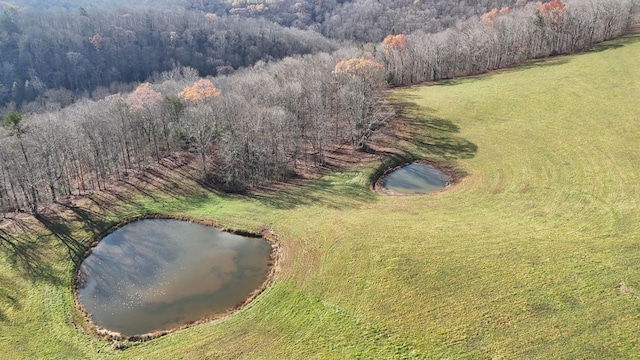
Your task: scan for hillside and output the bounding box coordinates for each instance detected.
[1,31,640,358]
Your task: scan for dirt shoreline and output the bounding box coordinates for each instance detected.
[372,159,462,197]
[71,214,282,344]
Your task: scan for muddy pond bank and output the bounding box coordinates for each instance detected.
[374,160,461,196]
[73,215,280,341]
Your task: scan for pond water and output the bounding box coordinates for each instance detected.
[76,219,272,337]
[380,162,450,194]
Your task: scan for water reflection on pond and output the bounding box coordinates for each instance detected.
[77,219,272,337]
[380,162,449,194]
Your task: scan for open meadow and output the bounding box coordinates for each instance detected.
[1,32,640,359]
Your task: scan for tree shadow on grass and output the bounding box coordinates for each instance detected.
[0,207,110,320]
[35,213,85,262]
[390,101,478,161]
[38,199,115,254]
[433,77,483,87]
[513,58,570,71]
[248,101,477,210]
[583,42,624,53]
[428,57,570,85]
[582,32,640,53]
[141,165,213,200]
[72,158,215,218]
[247,173,379,210]
[0,224,64,287]
[0,272,22,322]
[113,155,219,202]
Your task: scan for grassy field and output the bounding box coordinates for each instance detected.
[2,33,640,359]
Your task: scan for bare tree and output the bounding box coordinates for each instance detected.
[2,112,39,214]
[178,79,222,180]
[333,58,391,151]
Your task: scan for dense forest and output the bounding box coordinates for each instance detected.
[0,0,638,214]
[0,7,337,109]
[1,0,524,110]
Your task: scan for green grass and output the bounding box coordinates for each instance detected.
[3,33,640,359]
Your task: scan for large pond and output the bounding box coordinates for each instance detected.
[76,219,273,337]
[379,162,450,195]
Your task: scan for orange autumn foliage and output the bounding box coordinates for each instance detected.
[178,79,221,102]
[539,0,566,15]
[382,34,407,50]
[481,8,498,25]
[333,58,385,84]
[539,0,567,30]
[481,7,509,26]
[382,34,407,57]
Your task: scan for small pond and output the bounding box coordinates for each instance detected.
[379,162,450,195]
[76,219,273,337]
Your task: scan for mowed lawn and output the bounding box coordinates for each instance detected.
[2,34,640,359]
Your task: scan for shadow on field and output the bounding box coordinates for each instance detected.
[248,173,378,210]
[583,32,640,53]
[433,77,483,87]
[0,272,21,321]
[249,100,477,209]
[0,220,64,287]
[584,43,624,53]
[47,199,119,253]
[35,213,85,262]
[514,58,570,71]
[391,101,478,161]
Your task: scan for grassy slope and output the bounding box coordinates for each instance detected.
[2,34,640,359]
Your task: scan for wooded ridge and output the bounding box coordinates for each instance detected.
[0,0,638,215]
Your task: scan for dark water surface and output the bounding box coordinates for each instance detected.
[380,163,449,194]
[77,219,272,336]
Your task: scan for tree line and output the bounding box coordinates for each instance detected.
[0,0,526,112]
[1,0,638,215]
[0,54,392,214]
[378,0,640,86]
[5,0,528,44]
[168,0,522,43]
